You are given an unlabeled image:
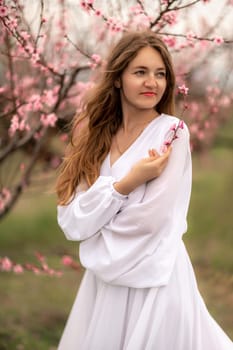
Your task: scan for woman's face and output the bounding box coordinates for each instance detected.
[117,46,167,115]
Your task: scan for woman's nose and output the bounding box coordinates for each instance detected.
[144,74,157,87]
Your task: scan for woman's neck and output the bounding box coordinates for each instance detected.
[121,110,159,134]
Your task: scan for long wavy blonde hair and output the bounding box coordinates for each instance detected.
[56,31,176,205]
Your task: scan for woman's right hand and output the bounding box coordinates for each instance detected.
[114,147,172,195]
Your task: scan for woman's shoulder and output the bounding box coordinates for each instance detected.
[161,113,181,124]
[158,113,190,145]
[161,114,189,132]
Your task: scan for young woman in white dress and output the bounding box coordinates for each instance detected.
[56,31,233,350]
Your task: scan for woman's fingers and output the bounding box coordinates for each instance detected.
[149,145,172,175]
[163,145,172,158]
[148,148,159,158]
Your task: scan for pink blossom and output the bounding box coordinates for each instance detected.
[35,251,45,263]
[21,31,31,40]
[20,163,25,171]
[60,133,68,142]
[0,5,8,17]
[210,105,219,114]
[91,54,101,64]
[40,113,58,127]
[199,40,209,49]
[42,90,57,107]
[13,264,24,274]
[190,123,198,134]
[178,84,189,95]
[164,140,172,146]
[105,17,124,32]
[95,9,102,16]
[31,52,40,64]
[29,94,43,111]
[8,18,18,30]
[1,257,12,271]
[46,77,53,85]
[62,255,73,266]
[213,36,224,45]
[62,255,80,271]
[186,31,195,40]
[219,96,231,107]
[163,36,176,48]
[197,130,205,140]
[25,43,34,54]
[80,1,90,11]
[130,4,143,15]
[206,85,220,96]
[34,131,43,140]
[9,120,18,136]
[161,120,185,153]
[50,156,61,169]
[88,62,97,69]
[0,86,6,93]
[2,188,11,201]
[204,121,210,129]
[178,120,184,129]
[162,11,177,26]
[1,188,12,208]
[19,120,30,132]
[169,123,177,131]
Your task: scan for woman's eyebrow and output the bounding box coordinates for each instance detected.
[132,65,148,70]
[132,65,166,71]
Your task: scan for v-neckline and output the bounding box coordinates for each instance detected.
[109,114,163,169]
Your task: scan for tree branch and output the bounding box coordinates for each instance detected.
[0,128,48,219]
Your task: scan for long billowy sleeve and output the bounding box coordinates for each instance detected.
[57,176,127,241]
[79,123,192,288]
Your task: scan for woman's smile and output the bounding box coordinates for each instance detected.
[140,92,157,97]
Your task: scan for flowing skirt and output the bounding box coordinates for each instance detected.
[58,241,233,350]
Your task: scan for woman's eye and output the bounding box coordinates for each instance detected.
[135,70,145,76]
[156,72,166,78]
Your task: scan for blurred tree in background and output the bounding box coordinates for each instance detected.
[0,0,233,218]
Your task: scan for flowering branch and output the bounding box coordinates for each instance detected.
[161,119,185,153]
[159,32,232,44]
[0,253,81,276]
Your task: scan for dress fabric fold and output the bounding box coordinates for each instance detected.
[57,114,233,350]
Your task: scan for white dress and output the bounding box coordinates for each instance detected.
[57,114,233,350]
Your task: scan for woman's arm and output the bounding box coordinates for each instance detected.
[57,176,127,241]
[57,144,171,242]
[79,123,192,287]
[113,146,171,195]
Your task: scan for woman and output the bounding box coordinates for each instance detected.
[56,31,232,349]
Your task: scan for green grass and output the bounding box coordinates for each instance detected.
[187,148,233,272]
[0,125,233,348]
[0,271,83,349]
[0,194,84,349]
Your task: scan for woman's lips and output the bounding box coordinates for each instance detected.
[141,92,156,96]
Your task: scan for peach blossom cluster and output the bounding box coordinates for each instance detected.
[161,120,184,153]
[0,253,81,276]
[0,253,63,276]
